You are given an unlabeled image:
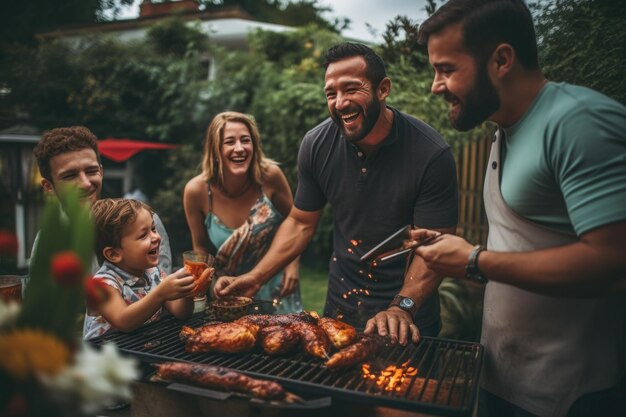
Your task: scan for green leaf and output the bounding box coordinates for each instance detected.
[19,186,93,342]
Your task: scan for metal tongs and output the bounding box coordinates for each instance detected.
[360,225,440,264]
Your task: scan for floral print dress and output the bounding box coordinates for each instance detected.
[205,187,302,314]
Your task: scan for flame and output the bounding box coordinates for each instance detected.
[361,360,418,393]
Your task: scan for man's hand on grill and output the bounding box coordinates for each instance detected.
[213,274,262,298]
[364,307,419,346]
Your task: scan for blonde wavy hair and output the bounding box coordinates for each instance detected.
[201,112,276,186]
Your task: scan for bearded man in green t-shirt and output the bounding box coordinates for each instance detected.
[409,1,626,417]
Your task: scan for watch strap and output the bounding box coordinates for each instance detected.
[389,294,418,316]
[465,245,487,283]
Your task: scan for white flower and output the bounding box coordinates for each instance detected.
[40,342,140,414]
[0,299,20,329]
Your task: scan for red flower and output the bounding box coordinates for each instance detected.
[0,230,18,259]
[50,251,84,286]
[85,276,110,309]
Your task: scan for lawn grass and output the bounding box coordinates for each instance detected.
[299,264,328,314]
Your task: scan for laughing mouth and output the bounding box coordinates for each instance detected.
[230,156,247,163]
[148,247,159,255]
[340,112,359,123]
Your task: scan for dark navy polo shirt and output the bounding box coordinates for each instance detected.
[295,107,458,329]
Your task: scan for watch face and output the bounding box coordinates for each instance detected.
[400,298,415,309]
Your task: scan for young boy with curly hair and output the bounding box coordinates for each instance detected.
[83,198,194,339]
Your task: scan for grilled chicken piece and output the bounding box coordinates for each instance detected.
[236,312,317,328]
[182,322,256,353]
[291,322,332,359]
[318,317,358,349]
[325,334,386,370]
[179,325,197,342]
[154,362,287,400]
[259,325,299,355]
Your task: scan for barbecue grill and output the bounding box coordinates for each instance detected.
[89,313,483,417]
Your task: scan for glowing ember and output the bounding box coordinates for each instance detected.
[347,248,354,254]
[341,287,371,300]
[361,360,418,393]
[367,273,373,279]
[333,257,337,262]
[350,239,359,246]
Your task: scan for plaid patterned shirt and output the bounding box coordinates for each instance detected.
[83,261,163,340]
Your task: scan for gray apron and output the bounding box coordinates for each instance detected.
[480,129,625,417]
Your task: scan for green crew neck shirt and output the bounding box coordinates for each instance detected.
[500,81,626,236]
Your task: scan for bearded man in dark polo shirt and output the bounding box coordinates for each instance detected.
[214,42,458,344]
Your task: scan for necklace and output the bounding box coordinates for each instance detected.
[218,181,251,198]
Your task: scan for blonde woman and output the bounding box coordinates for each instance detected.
[183,112,302,313]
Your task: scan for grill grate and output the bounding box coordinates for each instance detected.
[90,314,483,417]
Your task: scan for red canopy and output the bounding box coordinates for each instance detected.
[98,138,178,162]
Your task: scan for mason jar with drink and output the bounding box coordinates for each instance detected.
[182,251,215,313]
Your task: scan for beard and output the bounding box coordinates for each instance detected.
[330,95,382,143]
[447,66,500,131]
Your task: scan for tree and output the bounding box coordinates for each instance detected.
[380,15,490,150]
[0,0,133,45]
[532,0,625,104]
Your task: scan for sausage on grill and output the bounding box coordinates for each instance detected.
[325,334,386,370]
[154,362,286,400]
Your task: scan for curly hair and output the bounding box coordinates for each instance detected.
[33,126,101,181]
[91,198,153,265]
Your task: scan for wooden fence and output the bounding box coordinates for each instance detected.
[453,135,492,245]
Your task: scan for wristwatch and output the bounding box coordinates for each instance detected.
[389,294,418,316]
[465,245,487,283]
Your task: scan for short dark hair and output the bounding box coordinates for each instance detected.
[91,198,153,265]
[33,126,101,181]
[324,42,387,86]
[418,0,539,70]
